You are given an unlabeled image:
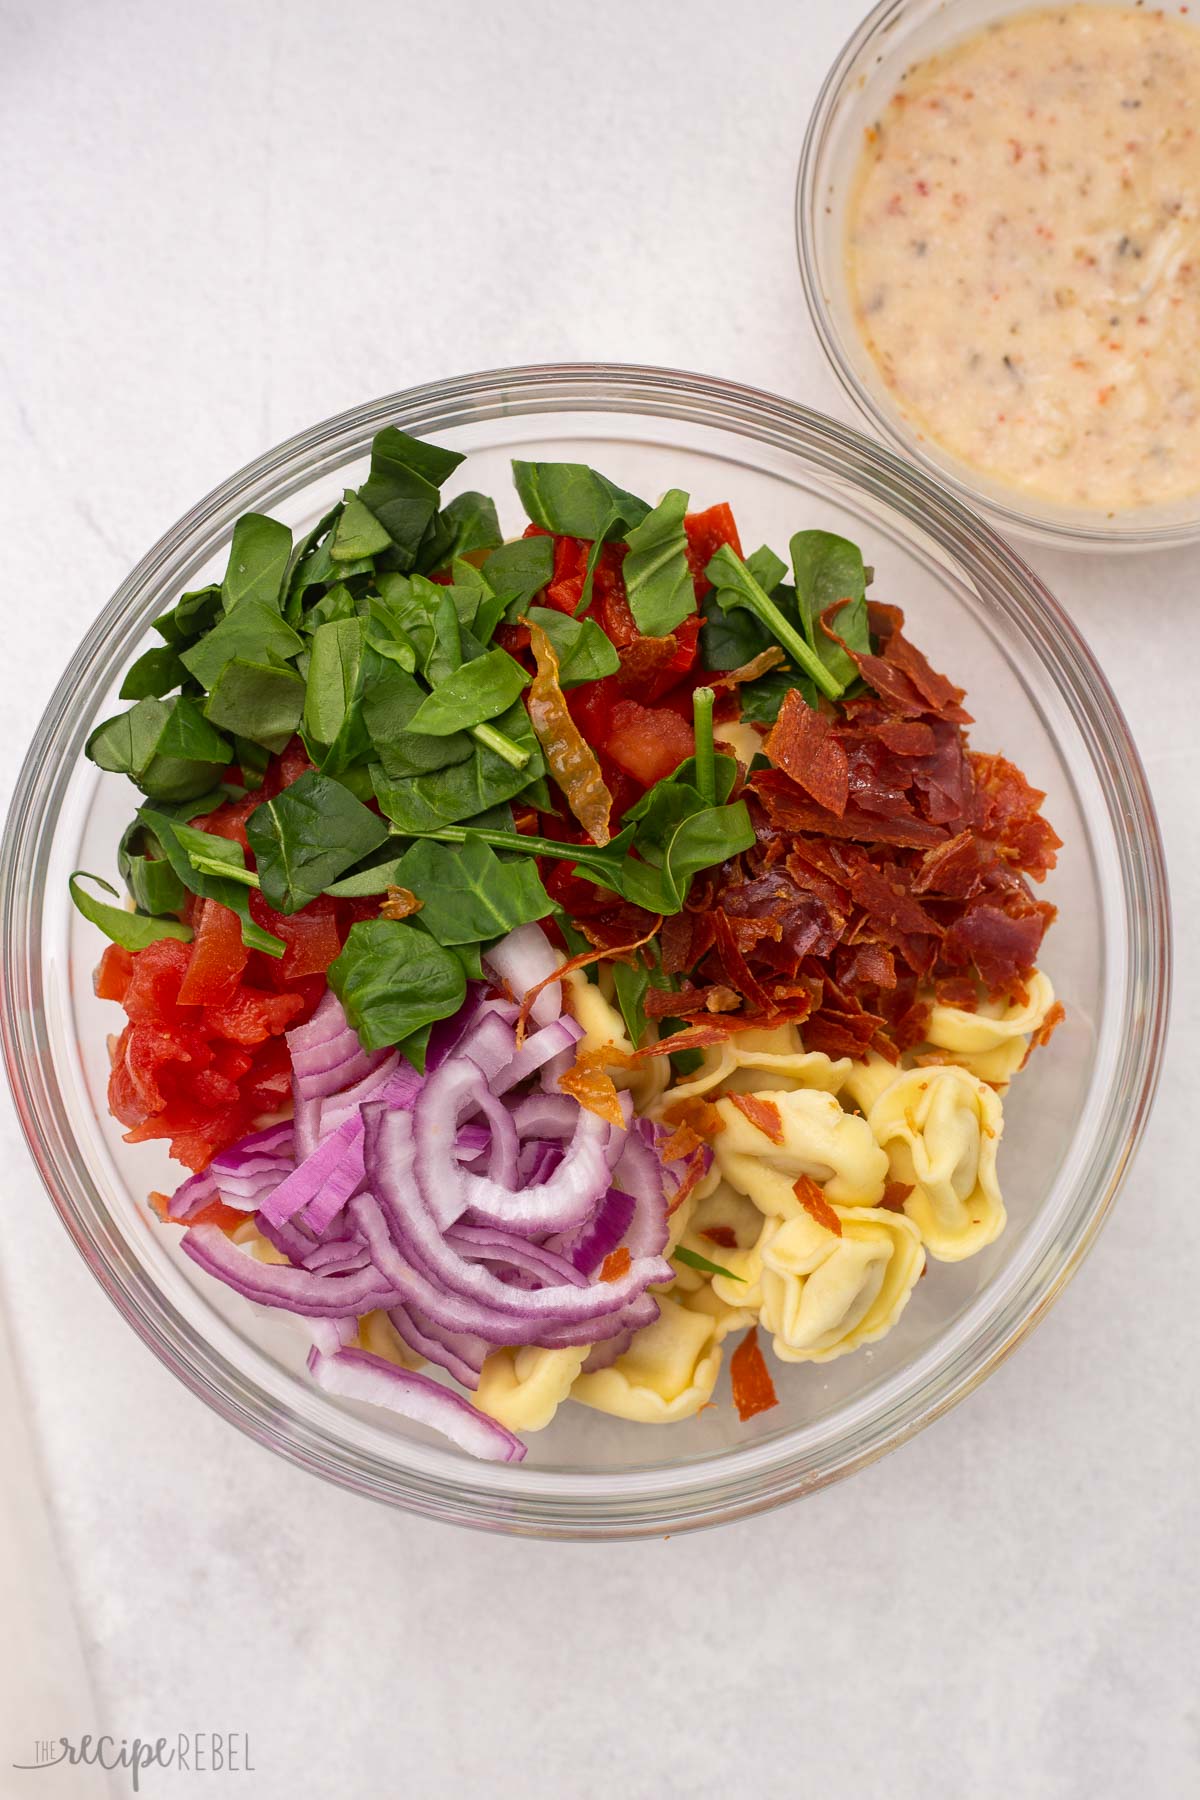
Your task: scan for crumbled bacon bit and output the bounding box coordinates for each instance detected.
[658,1120,704,1163]
[728,1092,785,1144]
[730,1326,779,1422]
[1030,999,1066,1050]
[701,1225,739,1249]
[379,884,422,920]
[558,1051,627,1129]
[600,1247,632,1284]
[879,1181,914,1213]
[661,1096,727,1138]
[667,1147,711,1214]
[517,919,660,1042]
[793,1173,842,1235]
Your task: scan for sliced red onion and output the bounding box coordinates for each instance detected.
[612,1123,672,1258]
[288,990,391,1159]
[508,1092,580,1140]
[413,1059,620,1236]
[365,1116,670,1324]
[580,1325,638,1373]
[303,1239,372,1275]
[307,1316,358,1357]
[531,1292,660,1349]
[445,1224,587,1289]
[489,1016,583,1096]
[483,923,563,1028]
[548,1187,637,1277]
[388,1304,489,1390]
[518,1140,562,1184]
[315,1051,402,1137]
[307,1346,526,1463]
[181,1224,399,1316]
[253,1212,316,1264]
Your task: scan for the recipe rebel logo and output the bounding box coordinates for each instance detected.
[12,1732,255,1789]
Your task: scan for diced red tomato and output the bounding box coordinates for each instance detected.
[606,700,694,787]
[191,791,258,850]
[177,900,248,1005]
[248,891,343,979]
[616,614,702,705]
[94,943,133,1003]
[202,986,306,1047]
[684,503,743,596]
[121,938,191,1026]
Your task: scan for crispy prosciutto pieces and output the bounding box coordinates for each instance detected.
[656,605,1059,1057]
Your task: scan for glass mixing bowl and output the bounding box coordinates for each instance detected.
[0,365,1170,1537]
[797,0,1200,551]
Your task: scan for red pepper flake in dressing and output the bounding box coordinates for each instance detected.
[728,1092,785,1145]
[763,689,850,817]
[730,1326,779,1422]
[793,1174,842,1236]
[600,1247,632,1284]
[523,614,614,845]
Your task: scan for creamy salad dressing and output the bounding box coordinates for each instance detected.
[846,6,1200,511]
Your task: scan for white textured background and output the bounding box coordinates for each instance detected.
[1,1,1197,1795]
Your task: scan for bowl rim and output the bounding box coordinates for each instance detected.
[796,0,1200,551]
[0,362,1172,1537]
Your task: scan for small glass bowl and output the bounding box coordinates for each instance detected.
[797,0,1200,550]
[0,365,1171,1537]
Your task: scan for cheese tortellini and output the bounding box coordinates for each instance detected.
[476,1344,590,1432]
[564,968,667,1110]
[571,1293,722,1422]
[868,1065,1004,1261]
[923,971,1057,1089]
[714,1087,889,1209]
[652,1023,850,1109]
[758,1206,924,1363]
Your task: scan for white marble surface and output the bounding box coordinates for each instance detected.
[1,1,1197,1794]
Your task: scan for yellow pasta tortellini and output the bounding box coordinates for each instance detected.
[924,970,1057,1089]
[868,1065,1005,1262]
[355,1309,426,1371]
[839,1052,904,1117]
[564,968,667,1109]
[652,1023,849,1109]
[676,1278,756,1344]
[672,1179,771,1307]
[571,1294,721,1422]
[758,1205,924,1363]
[475,1344,589,1432]
[714,1087,889,1209]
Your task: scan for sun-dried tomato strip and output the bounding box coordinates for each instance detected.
[793,1173,842,1236]
[728,1092,784,1144]
[600,1247,632,1284]
[879,1181,914,1213]
[730,1326,779,1422]
[523,613,614,845]
[764,689,849,818]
